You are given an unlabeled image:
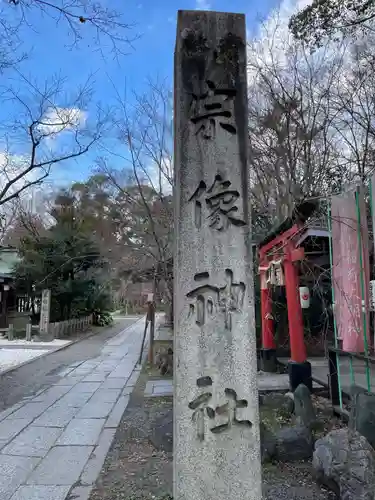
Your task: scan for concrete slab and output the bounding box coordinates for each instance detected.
[26,445,93,485]
[153,386,173,396]
[67,485,92,500]
[31,385,72,404]
[72,382,101,394]
[1,426,62,458]
[68,369,93,377]
[10,485,71,500]
[0,455,40,499]
[152,379,173,388]
[80,428,116,485]
[54,376,83,386]
[145,380,173,397]
[56,419,105,446]
[10,402,52,422]
[33,404,80,428]
[76,362,99,372]
[76,401,115,419]
[89,388,122,404]
[107,368,132,380]
[100,378,127,390]
[57,392,93,408]
[0,403,24,423]
[0,419,30,443]
[82,373,108,383]
[105,396,130,428]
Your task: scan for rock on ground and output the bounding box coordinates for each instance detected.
[261,392,294,415]
[260,421,276,463]
[274,425,313,462]
[313,428,375,499]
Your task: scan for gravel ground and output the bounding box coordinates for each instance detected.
[89,367,337,500]
[90,369,173,500]
[263,462,335,499]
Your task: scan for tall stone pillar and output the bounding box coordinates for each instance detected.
[174,10,262,500]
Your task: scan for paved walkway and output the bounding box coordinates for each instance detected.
[0,317,147,500]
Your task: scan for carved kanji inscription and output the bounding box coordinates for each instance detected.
[190,80,236,140]
[190,174,246,231]
[187,269,245,330]
[188,377,252,441]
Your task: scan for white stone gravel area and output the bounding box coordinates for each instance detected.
[0,339,70,347]
[0,349,48,374]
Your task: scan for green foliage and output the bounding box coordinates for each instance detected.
[289,0,375,47]
[93,310,113,326]
[13,190,112,324]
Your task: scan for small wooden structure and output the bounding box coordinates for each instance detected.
[258,201,330,390]
[0,247,21,328]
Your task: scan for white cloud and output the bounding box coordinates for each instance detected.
[37,106,87,140]
[248,0,312,76]
[195,0,212,10]
[145,156,173,196]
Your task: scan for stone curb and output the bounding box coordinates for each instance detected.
[0,315,146,378]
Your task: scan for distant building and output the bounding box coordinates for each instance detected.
[0,246,21,327]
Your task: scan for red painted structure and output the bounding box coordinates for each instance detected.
[258,224,307,364]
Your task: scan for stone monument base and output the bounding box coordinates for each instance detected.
[288,361,312,392]
[260,348,277,373]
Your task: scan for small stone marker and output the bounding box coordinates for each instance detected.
[293,383,316,429]
[174,10,262,500]
[39,289,51,339]
[8,323,14,341]
[349,391,375,450]
[26,323,32,341]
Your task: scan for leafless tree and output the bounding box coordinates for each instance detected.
[247,14,347,235]
[328,38,375,183]
[0,74,107,208]
[0,0,136,69]
[99,79,174,318]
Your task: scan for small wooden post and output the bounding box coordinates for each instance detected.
[8,323,14,341]
[148,300,156,364]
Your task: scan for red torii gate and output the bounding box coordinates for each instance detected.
[258,203,316,391]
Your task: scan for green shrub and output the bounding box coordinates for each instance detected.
[93,310,113,326]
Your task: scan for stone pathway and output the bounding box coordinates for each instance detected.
[0,317,146,500]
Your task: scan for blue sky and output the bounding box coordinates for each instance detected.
[1,0,281,189]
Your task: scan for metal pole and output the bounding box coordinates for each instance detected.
[355,188,371,392]
[148,301,156,364]
[327,201,343,409]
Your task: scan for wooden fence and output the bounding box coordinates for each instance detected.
[0,314,93,341]
[49,315,93,339]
